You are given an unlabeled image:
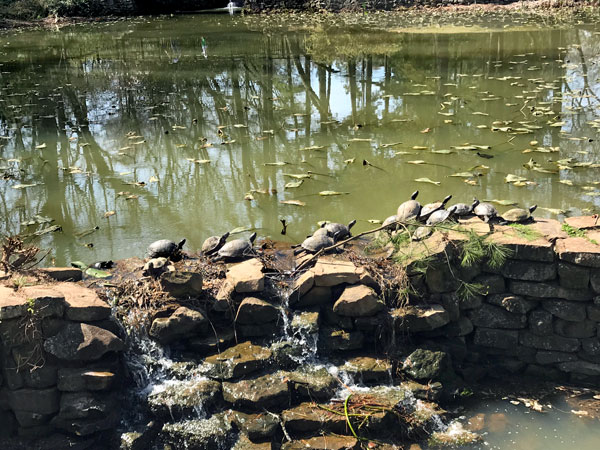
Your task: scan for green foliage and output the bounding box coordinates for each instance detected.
[460,231,512,270]
[562,223,586,238]
[456,280,485,302]
[509,223,542,241]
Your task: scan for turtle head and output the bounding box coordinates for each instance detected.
[220,232,230,242]
[333,230,342,242]
[411,190,419,200]
[529,205,538,214]
[177,239,186,250]
[249,232,257,244]
[442,195,452,206]
[347,219,356,230]
[470,199,480,211]
[448,205,458,214]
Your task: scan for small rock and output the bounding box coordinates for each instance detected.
[291,310,320,335]
[394,305,450,333]
[227,258,265,293]
[333,284,383,317]
[318,327,364,352]
[529,309,554,336]
[222,372,289,410]
[281,435,358,450]
[341,356,392,383]
[285,366,339,401]
[202,341,271,380]
[214,279,234,312]
[148,379,221,420]
[403,349,452,382]
[159,271,203,298]
[487,294,537,314]
[39,267,82,282]
[292,270,314,297]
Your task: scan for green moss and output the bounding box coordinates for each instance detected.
[562,223,587,238]
[509,223,543,241]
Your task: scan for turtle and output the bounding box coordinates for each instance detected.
[419,195,452,222]
[90,260,113,269]
[293,233,335,255]
[412,226,432,241]
[397,191,421,222]
[325,220,356,242]
[382,215,399,231]
[309,223,330,239]
[143,257,170,278]
[213,232,257,261]
[426,205,457,226]
[201,232,230,256]
[147,238,186,260]
[449,199,480,217]
[501,205,537,224]
[474,202,498,223]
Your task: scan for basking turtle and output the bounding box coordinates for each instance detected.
[419,195,452,222]
[90,260,114,269]
[382,215,399,231]
[426,205,457,226]
[147,238,186,260]
[397,191,421,221]
[293,233,335,255]
[202,232,230,256]
[474,202,498,223]
[213,232,257,261]
[449,199,480,218]
[501,205,537,224]
[310,223,330,239]
[325,220,356,242]
[412,226,432,241]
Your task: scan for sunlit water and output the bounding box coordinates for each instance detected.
[2,12,600,267]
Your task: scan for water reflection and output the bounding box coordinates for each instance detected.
[1,14,600,264]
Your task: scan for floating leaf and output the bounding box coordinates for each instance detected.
[349,138,372,142]
[549,121,565,127]
[450,172,475,178]
[104,211,116,218]
[380,142,402,148]
[285,180,303,189]
[284,173,311,179]
[368,219,382,224]
[244,193,255,201]
[70,261,88,270]
[486,199,518,206]
[12,183,38,189]
[414,177,441,185]
[280,200,306,206]
[559,180,574,186]
[344,158,356,164]
[407,160,426,165]
[412,146,428,150]
[35,143,47,149]
[230,226,252,234]
[265,162,288,166]
[431,149,454,154]
[505,174,527,183]
[300,145,325,151]
[85,268,111,278]
[319,191,349,196]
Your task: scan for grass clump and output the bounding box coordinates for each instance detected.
[562,223,587,238]
[460,231,512,270]
[509,223,543,241]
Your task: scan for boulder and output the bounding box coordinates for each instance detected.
[148,379,221,420]
[227,258,265,293]
[333,285,383,317]
[500,260,556,282]
[159,271,203,298]
[519,331,580,352]
[8,388,60,415]
[282,402,346,435]
[542,299,587,321]
[292,270,314,297]
[235,297,279,324]
[58,283,111,321]
[149,306,208,344]
[202,341,271,380]
[281,436,358,450]
[222,372,289,410]
[558,262,590,290]
[555,237,600,268]
[341,356,392,383]
[473,328,518,350]
[214,279,234,312]
[394,305,450,333]
[528,309,554,336]
[487,294,537,314]
[291,310,320,335]
[44,323,123,361]
[403,349,452,382]
[39,267,82,282]
[293,286,332,308]
[312,258,359,286]
[470,304,526,329]
[227,410,280,441]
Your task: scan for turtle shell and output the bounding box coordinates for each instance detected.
[147,239,177,258]
[412,226,432,241]
[397,200,421,221]
[202,236,221,254]
[502,208,530,222]
[426,209,451,226]
[382,215,398,230]
[302,235,334,253]
[218,239,251,258]
[474,203,497,219]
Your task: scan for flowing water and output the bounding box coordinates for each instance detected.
[2,12,600,266]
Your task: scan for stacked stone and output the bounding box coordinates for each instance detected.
[401,217,600,385]
[0,279,123,443]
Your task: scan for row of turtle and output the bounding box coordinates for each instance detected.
[384,190,536,241]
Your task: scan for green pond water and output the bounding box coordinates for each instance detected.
[1,12,600,267]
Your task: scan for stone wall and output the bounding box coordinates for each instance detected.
[0,272,124,446]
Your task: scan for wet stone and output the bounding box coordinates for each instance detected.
[57,368,115,391]
[281,402,347,435]
[501,260,556,282]
[519,331,580,353]
[222,372,290,410]
[473,328,518,350]
[291,309,320,335]
[202,341,271,380]
[403,349,452,382]
[554,319,596,338]
[487,294,538,314]
[227,410,280,441]
[227,258,265,293]
[187,329,235,356]
[470,304,526,329]
[542,299,587,322]
[148,378,221,420]
[43,322,123,361]
[236,297,279,324]
[285,366,339,401]
[529,309,554,336]
[281,436,358,450]
[233,435,272,450]
[318,327,364,352]
[558,262,590,290]
[333,284,383,317]
[237,321,279,338]
[293,286,332,308]
[57,392,114,420]
[161,414,236,450]
[341,356,392,383]
[149,306,208,344]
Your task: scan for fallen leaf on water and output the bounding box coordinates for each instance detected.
[344,158,356,164]
[35,143,46,149]
[149,176,159,183]
[368,219,382,224]
[380,142,402,148]
[571,410,589,417]
[420,128,431,133]
[230,226,252,234]
[280,200,306,206]
[244,193,255,201]
[407,160,426,165]
[505,174,528,183]
[414,177,441,185]
[284,173,311,179]
[85,268,111,279]
[12,183,38,189]
[349,138,372,142]
[450,172,475,178]
[104,211,116,218]
[431,149,454,154]
[265,162,288,166]
[285,180,303,189]
[319,191,349,196]
[412,146,428,150]
[300,145,325,151]
[549,121,566,127]
[559,180,574,186]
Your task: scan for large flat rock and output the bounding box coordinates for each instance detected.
[222,372,289,410]
[58,283,111,321]
[312,257,360,287]
[202,341,271,380]
[21,285,66,318]
[394,304,450,333]
[0,286,26,319]
[333,284,383,317]
[555,237,600,268]
[227,258,265,293]
[44,322,124,361]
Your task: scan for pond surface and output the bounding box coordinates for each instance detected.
[2,12,600,265]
